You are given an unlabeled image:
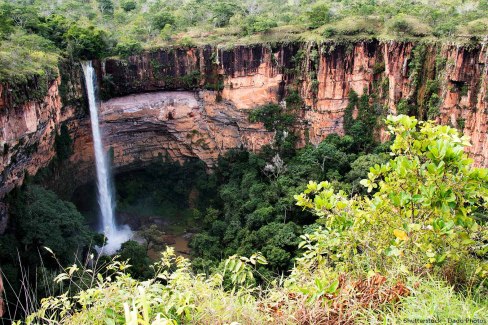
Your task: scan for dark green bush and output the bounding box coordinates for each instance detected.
[121,0,137,12]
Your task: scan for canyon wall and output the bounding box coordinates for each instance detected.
[0,40,486,209]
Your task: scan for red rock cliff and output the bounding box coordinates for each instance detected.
[0,40,486,208]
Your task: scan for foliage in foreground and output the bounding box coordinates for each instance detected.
[20,116,488,324]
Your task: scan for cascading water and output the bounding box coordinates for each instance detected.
[81,61,131,254]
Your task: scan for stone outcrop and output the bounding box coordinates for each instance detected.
[0,77,82,197]
[71,91,273,181]
[0,40,487,204]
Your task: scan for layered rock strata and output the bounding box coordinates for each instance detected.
[70,91,273,180]
[0,40,486,204]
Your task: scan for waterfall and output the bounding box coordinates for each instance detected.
[81,61,131,254]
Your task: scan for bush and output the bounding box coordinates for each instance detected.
[54,123,73,161]
[65,24,112,60]
[177,35,195,47]
[151,11,176,30]
[97,0,114,16]
[295,115,488,280]
[327,16,380,36]
[115,39,143,57]
[466,19,488,35]
[307,3,331,29]
[121,0,137,12]
[117,240,151,279]
[387,14,432,37]
[243,15,278,35]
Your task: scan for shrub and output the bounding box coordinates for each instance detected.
[176,36,194,47]
[114,39,143,57]
[396,98,410,115]
[389,14,412,34]
[328,16,381,36]
[54,123,73,161]
[307,3,331,29]
[25,248,271,324]
[387,14,432,37]
[65,24,112,60]
[243,15,278,35]
[295,115,488,280]
[466,19,488,35]
[151,11,176,30]
[121,0,137,12]
[97,0,114,16]
[372,62,385,75]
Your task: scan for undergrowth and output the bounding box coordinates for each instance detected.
[11,115,487,324]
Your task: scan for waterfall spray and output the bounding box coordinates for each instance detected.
[81,61,131,254]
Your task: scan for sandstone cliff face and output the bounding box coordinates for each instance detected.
[0,78,81,197]
[71,91,273,181]
[0,40,487,206]
[438,45,488,166]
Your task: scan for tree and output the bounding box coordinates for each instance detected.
[2,3,40,30]
[299,139,352,175]
[345,153,389,194]
[243,15,278,34]
[137,225,166,252]
[98,0,114,16]
[121,0,137,12]
[115,39,143,57]
[9,185,92,265]
[65,24,112,60]
[189,233,221,260]
[151,11,176,31]
[388,14,414,35]
[307,3,331,28]
[211,1,241,27]
[263,154,287,179]
[117,240,151,279]
[249,103,297,156]
[343,91,377,152]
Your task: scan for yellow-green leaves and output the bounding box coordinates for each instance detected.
[295,115,487,279]
[393,229,409,241]
[223,252,268,288]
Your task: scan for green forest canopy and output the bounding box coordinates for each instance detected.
[21,115,488,324]
[0,0,487,81]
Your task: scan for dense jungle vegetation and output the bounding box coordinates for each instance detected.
[0,0,487,323]
[0,0,487,83]
[2,115,486,324]
[0,93,391,317]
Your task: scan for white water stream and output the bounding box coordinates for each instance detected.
[81,61,131,254]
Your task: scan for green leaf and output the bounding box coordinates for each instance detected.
[326,279,339,293]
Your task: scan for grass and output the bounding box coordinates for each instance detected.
[350,276,488,324]
[396,278,487,322]
[18,253,487,324]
